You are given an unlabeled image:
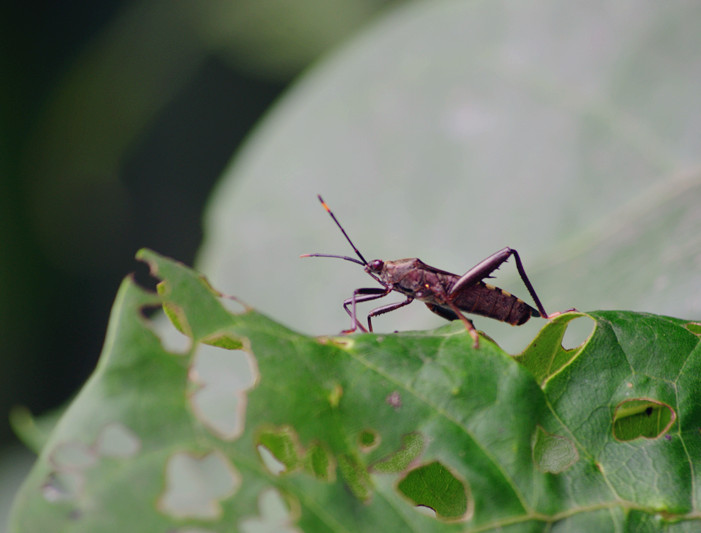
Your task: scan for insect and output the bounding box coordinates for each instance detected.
[302,195,570,347]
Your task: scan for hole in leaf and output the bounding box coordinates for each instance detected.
[613,399,676,441]
[397,461,471,522]
[50,442,97,470]
[132,259,164,293]
[94,422,141,458]
[517,314,593,386]
[256,427,302,474]
[142,305,192,354]
[371,432,424,473]
[416,506,437,518]
[531,426,579,473]
[257,428,335,481]
[560,315,595,350]
[239,488,300,533]
[338,454,373,501]
[219,294,249,315]
[304,442,334,482]
[685,322,701,335]
[358,429,380,452]
[189,345,257,440]
[158,451,240,520]
[42,470,84,502]
[258,445,287,476]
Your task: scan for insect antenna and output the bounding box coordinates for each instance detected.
[299,253,365,266]
[301,195,369,266]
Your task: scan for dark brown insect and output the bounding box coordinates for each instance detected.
[302,195,570,347]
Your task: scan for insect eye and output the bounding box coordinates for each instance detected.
[369,260,384,271]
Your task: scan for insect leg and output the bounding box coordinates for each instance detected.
[508,250,555,318]
[429,284,481,347]
[366,296,413,332]
[445,302,480,348]
[450,247,550,318]
[342,287,391,333]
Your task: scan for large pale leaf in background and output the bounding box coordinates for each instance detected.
[199,0,701,352]
[9,251,701,531]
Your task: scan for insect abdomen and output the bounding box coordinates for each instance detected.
[451,282,538,325]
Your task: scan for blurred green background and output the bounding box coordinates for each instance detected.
[3,0,701,528]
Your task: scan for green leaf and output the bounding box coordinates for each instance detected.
[9,250,701,531]
[397,461,470,522]
[9,405,66,454]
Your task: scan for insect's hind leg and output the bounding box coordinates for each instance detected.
[508,249,550,318]
[508,251,578,318]
[451,247,551,318]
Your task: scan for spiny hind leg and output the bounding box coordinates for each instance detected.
[452,248,550,319]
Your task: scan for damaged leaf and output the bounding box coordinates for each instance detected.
[8,251,701,532]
